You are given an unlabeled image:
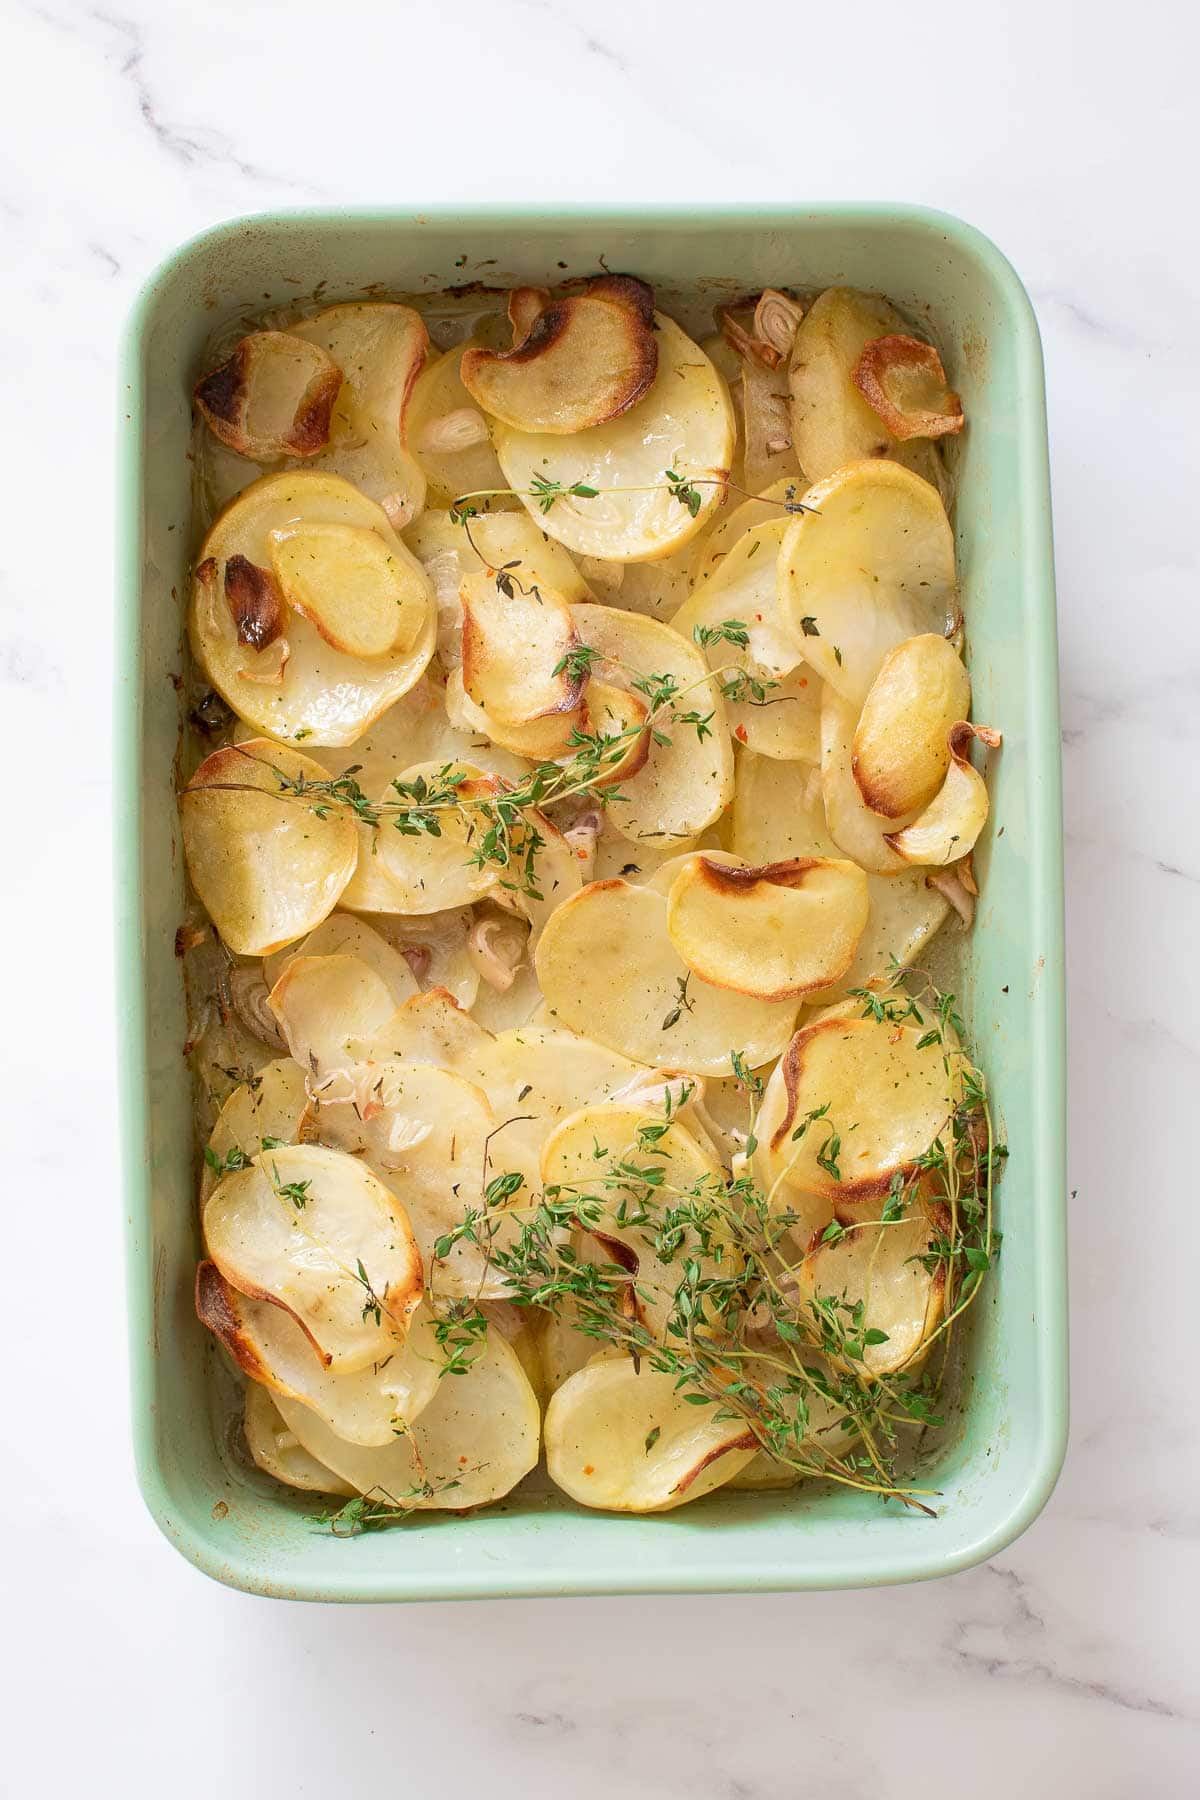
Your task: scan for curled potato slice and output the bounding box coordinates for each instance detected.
[197,1265,442,1445]
[269,953,397,1080]
[405,508,593,658]
[793,1210,947,1377]
[853,635,972,819]
[779,461,959,709]
[263,913,420,1007]
[495,313,734,562]
[274,1327,540,1510]
[181,741,358,956]
[884,723,1000,866]
[373,760,501,912]
[194,330,342,461]
[821,685,910,874]
[666,855,869,1000]
[190,472,436,746]
[203,1144,423,1371]
[201,1057,309,1202]
[545,1356,756,1511]
[461,285,658,433]
[853,335,964,441]
[535,879,798,1074]
[243,1382,354,1495]
[571,604,734,844]
[460,569,585,752]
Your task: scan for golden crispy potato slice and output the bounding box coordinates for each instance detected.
[545,1355,756,1511]
[495,314,734,562]
[351,986,495,1073]
[243,1382,355,1495]
[274,1327,540,1509]
[203,1144,423,1371]
[197,1265,442,1445]
[191,472,436,746]
[793,1210,947,1377]
[263,912,420,1008]
[853,635,972,819]
[461,288,658,433]
[535,879,798,1073]
[269,521,431,659]
[779,461,959,710]
[571,604,734,844]
[821,686,910,874]
[853,335,964,441]
[666,855,869,1000]
[885,723,1000,866]
[460,569,585,752]
[268,952,398,1082]
[757,1006,963,1208]
[404,318,514,507]
[194,330,342,461]
[201,1057,309,1203]
[181,741,358,956]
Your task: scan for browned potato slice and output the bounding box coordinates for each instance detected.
[460,569,585,749]
[665,855,869,1000]
[269,521,431,658]
[821,686,910,874]
[853,335,965,441]
[885,723,1001,865]
[852,635,972,819]
[461,290,658,433]
[180,740,358,956]
[194,330,342,461]
[582,680,651,786]
[793,1211,948,1377]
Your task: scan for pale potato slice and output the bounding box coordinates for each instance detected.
[268,953,397,1081]
[853,635,972,818]
[263,913,420,1008]
[757,1007,963,1207]
[274,1327,540,1510]
[460,569,585,751]
[853,335,964,441]
[538,1278,624,1397]
[269,521,430,658]
[535,880,798,1074]
[495,314,734,562]
[197,1265,442,1445]
[243,1382,354,1495]
[461,289,658,433]
[885,723,999,866]
[821,686,911,874]
[289,303,429,524]
[687,477,799,587]
[201,1057,309,1203]
[467,955,543,1034]
[194,330,342,461]
[779,461,959,709]
[666,855,869,1000]
[352,986,495,1074]
[203,1144,423,1371]
[181,741,358,956]
[373,760,502,912]
[545,1356,756,1512]
[190,472,436,746]
[571,604,734,844]
[404,321,513,507]
[793,1210,947,1376]
[404,508,593,660]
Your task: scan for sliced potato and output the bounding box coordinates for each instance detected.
[404,508,593,658]
[190,472,436,746]
[201,1057,309,1203]
[269,521,430,659]
[779,461,959,709]
[203,1144,423,1371]
[793,1210,947,1376]
[580,680,651,786]
[460,568,585,751]
[885,723,999,866]
[821,686,910,874]
[181,741,358,956]
[368,907,479,1008]
[687,477,799,588]
[666,855,869,1000]
[268,953,397,1081]
[194,330,342,461]
[853,335,964,441]
[495,314,734,562]
[466,1026,642,1185]
[545,1356,756,1512]
[373,760,501,912]
[404,319,513,506]
[582,544,693,621]
[461,288,658,433]
[274,1327,540,1510]
[352,986,495,1074]
[243,1382,354,1495]
[197,1265,442,1445]
[535,879,798,1074]
[263,913,420,1007]
[852,635,971,818]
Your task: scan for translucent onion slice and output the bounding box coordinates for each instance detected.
[373,760,502,912]
[269,521,430,659]
[884,723,1000,866]
[263,914,420,1009]
[181,741,358,956]
[665,854,870,1000]
[571,604,734,845]
[793,1210,947,1377]
[368,908,479,1008]
[194,330,343,461]
[274,1328,540,1510]
[459,569,585,751]
[778,460,959,709]
[243,1382,354,1495]
[545,1356,756,1512]
[853,335,965,441]
[268,952,397,1082]
[404,322,513,507]
[535,879,798,1074]
[461,289,658,433]
[202,1144,423,1372]
[494,314,734,562]
[201,1057,309,1203]
[465,1026,643,1189]
[197,1265,442,1445]
[821,686,911,874]
[190,472,436,745]
[852,635,972,819]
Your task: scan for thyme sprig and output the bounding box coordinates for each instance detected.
[448,472,821,523]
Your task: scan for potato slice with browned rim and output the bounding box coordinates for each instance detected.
[461,287,658,433]
[884,722,1000,865]
[195,330,343,461]
[852,635,971,819]
[793,1209,948,1377]
[666,855,869,1000]
[853,335,964,441]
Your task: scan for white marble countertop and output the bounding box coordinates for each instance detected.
[3,0,1197,1791]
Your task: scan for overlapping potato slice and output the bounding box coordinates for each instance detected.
[274,1327,540,1510]
[885,723,1000,865]
[461,284,658,433]
[181,741,358,956]
[494,314,734,562]
[466,1026,642,1185]
[203,1143,423,1371]
[853,335,964,441]
[460,569,585,755]
[821,686,910,873]
[263,913,420,1008]
[404,318,513,507]
[571,604,734,844]
[580,544,693,621]
[756,1005,963,1208]
[268,953,397,1081]
[666,855,869,1000]
[190,472,436,745]
[197,1264,442,1445]
[201,1057,309,1202]
[351,986,495,1074]
[687,477,799,587]
[535,879,798,1073]
[194,330,343,461]
[779,461,959,710]
[580,680,651,785]
[724,1368,859,1490]
[538,1280,624,1398]
[793,1210,947,1377]
[545,1356,756,1511]
[370,908,479,1008]
[852,635,971,818]
[372,759,501,912]
[243,1382,354,1495]
[289,303,429,525]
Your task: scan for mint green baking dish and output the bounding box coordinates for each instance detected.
[116,204,1066,1600]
